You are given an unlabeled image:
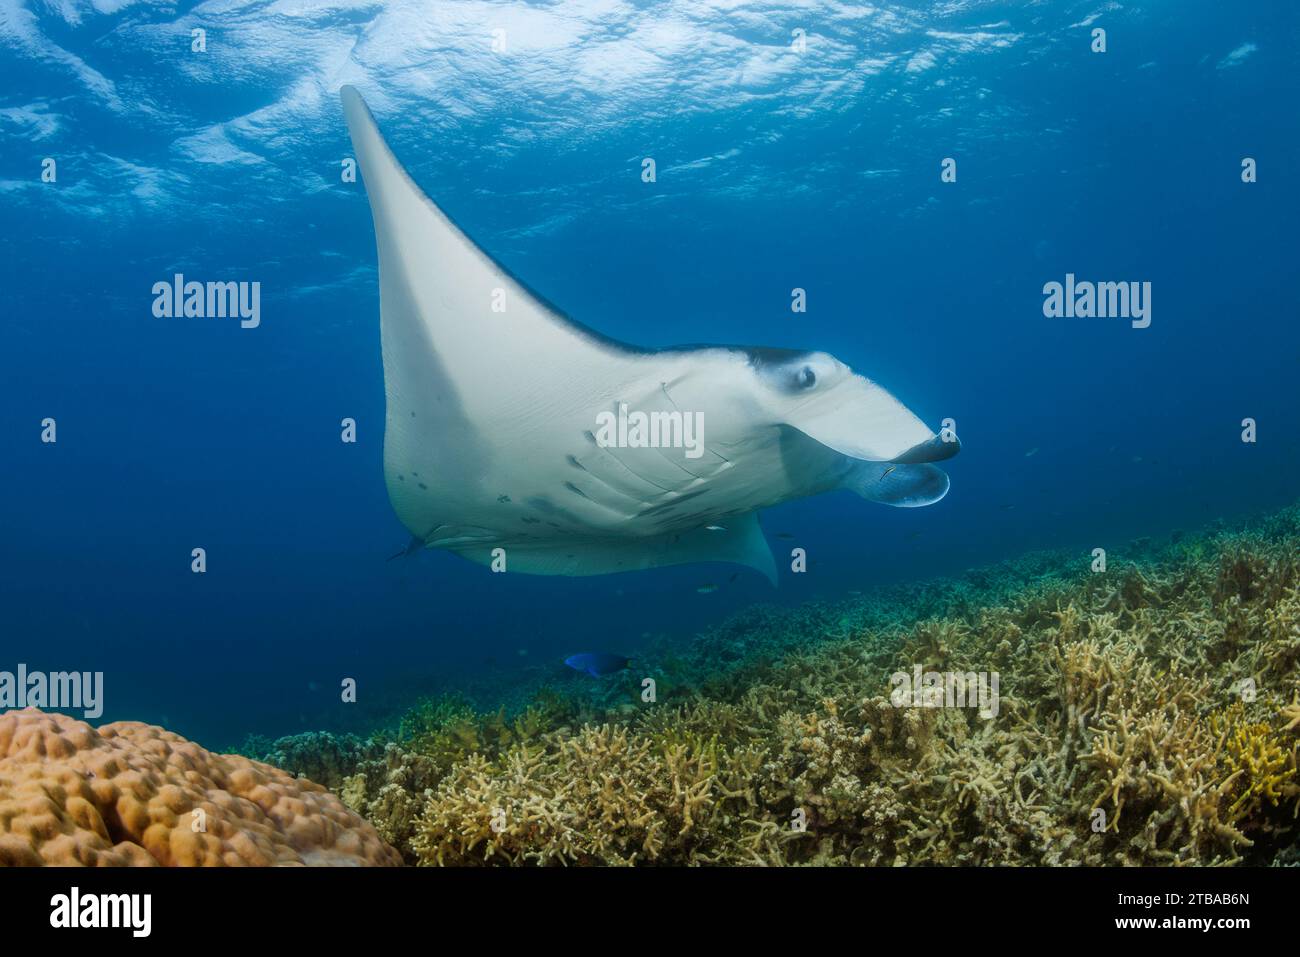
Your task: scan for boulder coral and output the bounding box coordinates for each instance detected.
[0,709,402,866]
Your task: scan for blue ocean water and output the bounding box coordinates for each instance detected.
[1,1,1297,746]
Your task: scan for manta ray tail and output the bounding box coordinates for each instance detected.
[451,513,778,585]
[386,535,424,561]
[850,463,950,508]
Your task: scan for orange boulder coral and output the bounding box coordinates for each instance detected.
[0,709,401,866]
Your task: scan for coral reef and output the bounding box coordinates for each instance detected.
[323,695,574,862]
[238,730,384,793]
[0,709,401,866]
[258,503,1300,866]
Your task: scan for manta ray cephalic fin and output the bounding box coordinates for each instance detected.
[850,462,950,508]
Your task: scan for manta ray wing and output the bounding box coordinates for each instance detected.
[451,511,778,584]
[341,86,778,580]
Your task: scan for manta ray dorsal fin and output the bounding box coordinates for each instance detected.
[339,86,628,421]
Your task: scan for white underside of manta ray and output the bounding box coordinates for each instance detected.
[340,86,959,585]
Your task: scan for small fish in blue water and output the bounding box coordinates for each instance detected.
[704,524,727,531]
[878,465,898,481]
[697,583,719,594]
[1024,447,1039,458]
[775,532,795,539]
[564,652,633,677]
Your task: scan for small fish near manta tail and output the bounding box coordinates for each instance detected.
[341,86,960,584]
[564,653,633,677]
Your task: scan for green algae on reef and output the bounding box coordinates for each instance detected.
[243,503,1300,865]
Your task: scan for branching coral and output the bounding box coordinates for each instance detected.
[258,502,1300,866]
[410,724,742,865]
[1216,705,1297,824]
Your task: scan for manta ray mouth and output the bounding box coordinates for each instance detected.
[891,433,962,464]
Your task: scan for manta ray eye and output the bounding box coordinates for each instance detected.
[794,366,817,390]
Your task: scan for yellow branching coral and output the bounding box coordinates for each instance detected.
[1214,705,1296,823]
[1281,695,1300,733]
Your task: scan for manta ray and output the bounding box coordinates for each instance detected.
[340,86,959,584]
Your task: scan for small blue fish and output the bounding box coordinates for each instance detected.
[564,652,633,677]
